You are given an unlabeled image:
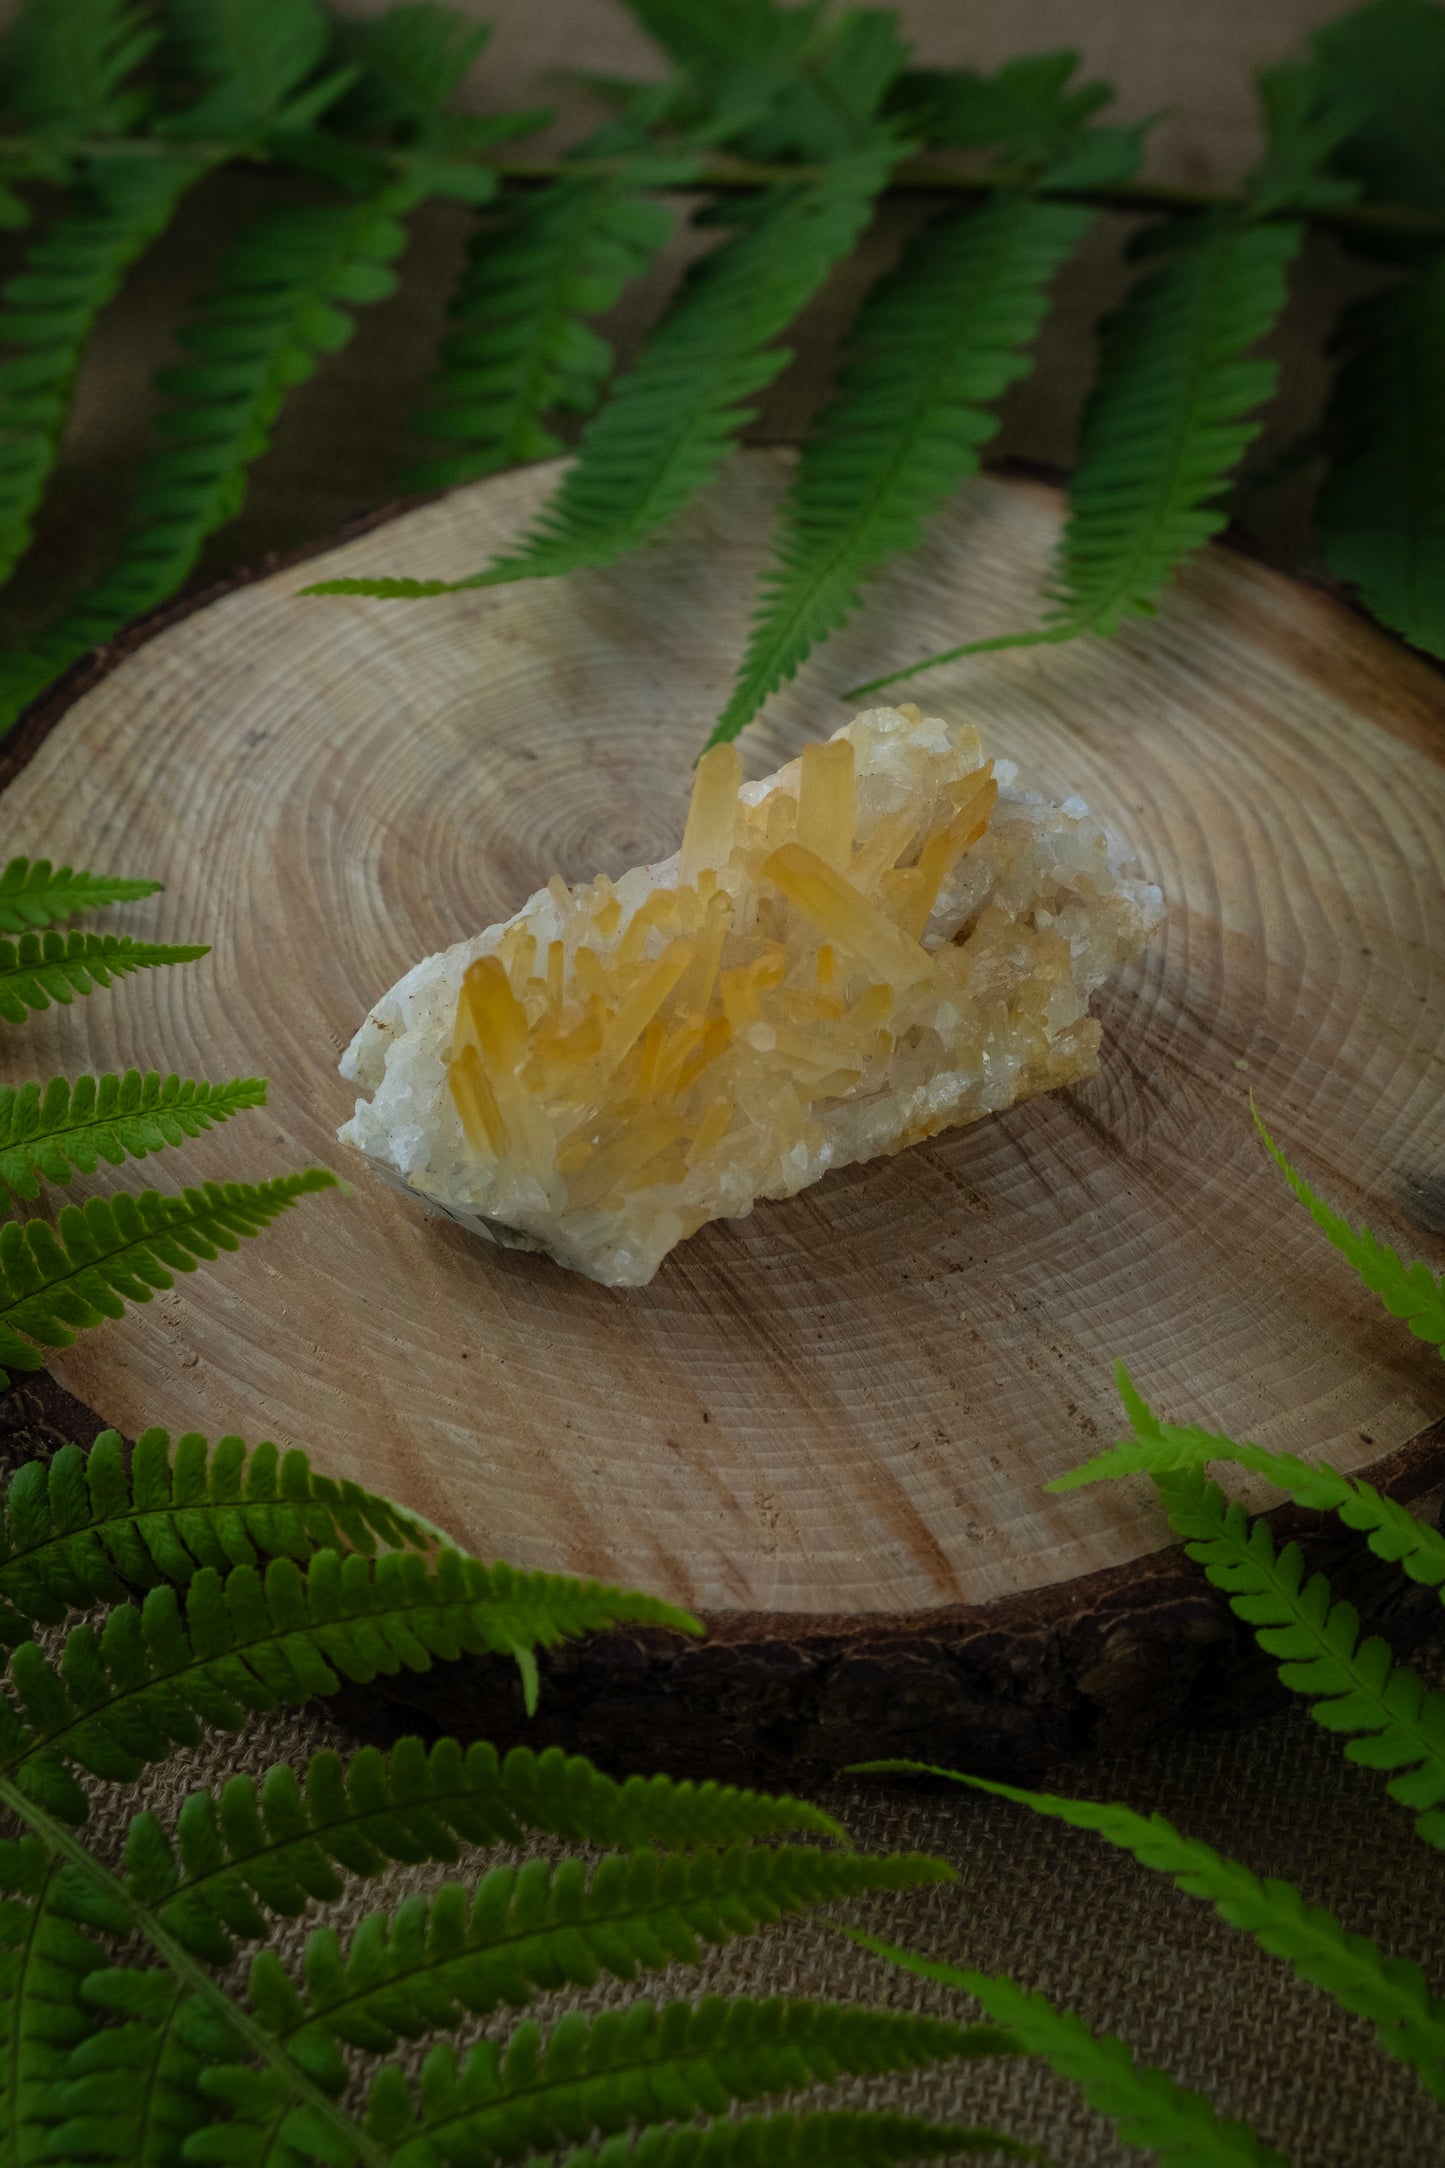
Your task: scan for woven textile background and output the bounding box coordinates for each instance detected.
[3,2,1443,2160]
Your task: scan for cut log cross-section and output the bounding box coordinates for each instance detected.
[2,453,1442,1778]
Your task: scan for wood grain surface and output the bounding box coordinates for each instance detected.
[3,452,1443,1673]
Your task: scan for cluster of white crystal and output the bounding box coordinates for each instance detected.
[340,705,1163,1286]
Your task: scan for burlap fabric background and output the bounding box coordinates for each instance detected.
[3,1,1443,2159]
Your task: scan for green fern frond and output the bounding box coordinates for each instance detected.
[847,213,1299,702]
[115,1736,846,1967]
[1026,215,1299,633]
[865,1758,1445,2101]
[238,1844,950,2057]
[49,1970,241,2168]
[0,1071,266,1200]
[310,142,899,599]
[5,0,157,133]
[707,191,1090,745]
[1152,1466,1445,1850]
[0,931,209,1024]
[407,168,681,490]
[56,1805,950,2164]
[0,1427,429,1633]
[848,1931,1285,2168]
[1319,258,1445,660]
[0,158,199,588]
[0,1543,696,1825]
[0,1839,129,2168]
[1054,1369,1445,1846]
[564,2111,1037,2167]
[65,1987,1009,2168]
[1057,1365,1445,1602]
[350,1997,1012,2163]
[0,180,423,733]
[0,1169,336,1387]
[0,858,160,934]
[449,1739,846,1853]
[1252,1103,1445,1353]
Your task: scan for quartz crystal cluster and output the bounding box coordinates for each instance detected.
[340,704,1162,1285]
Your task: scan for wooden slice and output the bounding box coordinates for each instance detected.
[4,453,1444,1777]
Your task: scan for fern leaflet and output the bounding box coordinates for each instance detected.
[1244,61,1362,221]
[0,1841,114,2168]
[1048,213,1298,636]
[888,50,1146,189]
[0,1169,336,1386]
[0,1430,433,1632]
[159,0,350,143]
[1253,1103,1445,1353]
[310,141,900,598]
[1319,259,1445,662]
[114,1735,847,1969]
[848,1931,1284,2167]
[407,165,683,490]
[329,0,491,141]
[0,931,208,1023]
[848,213,1300,699]
[622,0,910,163]
[0,1070,266,1200]
[0,179,425,733]
[239,1845,950,2061]
[5,0,156,133]
[861,1758,1445,2100]
[707,191,1091,745]
[1308,0,1445,213]
[0,858,160,934]
[0,157,199,589]
[0,1544,696,1824]
[346,1998,1010,2165]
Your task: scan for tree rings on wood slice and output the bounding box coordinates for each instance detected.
[3,453,1443,1778]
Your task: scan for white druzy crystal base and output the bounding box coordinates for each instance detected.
[340,705,1162,1286]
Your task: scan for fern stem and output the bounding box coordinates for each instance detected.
[0,1771,385,2168]
[481,159,1445,244]
[844,625,1075,699]
[8,137,1445,243]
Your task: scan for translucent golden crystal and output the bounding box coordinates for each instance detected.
[339,704,1163,1285]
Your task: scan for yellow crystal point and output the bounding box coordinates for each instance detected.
[342,704,1163,1285]
[795,736,855,869]
[448,1044,506,1156]
[764,842,933,991]
[600,935,696,1076]
[678,741,742,884]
